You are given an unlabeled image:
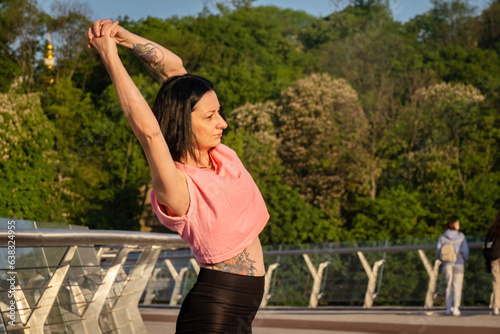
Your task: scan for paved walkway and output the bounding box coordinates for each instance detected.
[140,306,500,334]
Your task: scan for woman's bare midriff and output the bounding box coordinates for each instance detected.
[200,237,265,276]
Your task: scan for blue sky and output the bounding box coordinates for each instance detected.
[42,0,490,23]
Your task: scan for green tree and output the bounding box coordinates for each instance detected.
[423,45,500,91]
[350,186,432,240]
[0,0,45,92]
[42,76,99,222]
[0,90,58,221]
[44,1,93,81]
[42,76,155,229]
[477,0,500,51]
[405,0,477,49]
[171,5,315,110]
[0,0,22,91]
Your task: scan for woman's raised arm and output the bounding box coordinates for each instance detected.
[88,20,189,216]
[89,19,187,82]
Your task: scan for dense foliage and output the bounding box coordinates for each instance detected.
[1,0,499,241]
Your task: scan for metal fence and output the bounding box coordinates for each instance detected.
[158,238,489,309]
[0,219,186,334]
[0,218,493,334]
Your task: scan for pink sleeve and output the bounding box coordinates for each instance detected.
[150,190,185,231]
[150,172,198,231]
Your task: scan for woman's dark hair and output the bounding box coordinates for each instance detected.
[487,211,500,237]
[447,215,459,230]
[152,74,214,163]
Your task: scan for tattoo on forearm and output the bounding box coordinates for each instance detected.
[131,43,165,73]
[208,249,257,276]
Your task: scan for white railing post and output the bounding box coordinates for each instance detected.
[143,267,162,305]
[260,263,279,308]
[25,246,77,333]
[81,247,130,333]
[112,246,162,334]
[165,259,189,306]
[418,249,441,310]
[303,254,329,308]
[357,251,385,308]
[0,282,31,332]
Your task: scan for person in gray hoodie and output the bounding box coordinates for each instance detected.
[436,215,469,316]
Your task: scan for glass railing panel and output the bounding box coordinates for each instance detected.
[0,218,35,229]
[321,253,366,306]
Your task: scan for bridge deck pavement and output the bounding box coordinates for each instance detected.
[140,306,500,334]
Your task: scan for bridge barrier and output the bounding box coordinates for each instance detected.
[0,219,187,334]
[0,218,492,333]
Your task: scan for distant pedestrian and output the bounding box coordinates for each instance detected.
[436,215,469,316]
[484,211,500,315]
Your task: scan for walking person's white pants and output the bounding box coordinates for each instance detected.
[444,264,464,315]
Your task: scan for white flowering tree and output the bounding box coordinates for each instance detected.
[276,73,370,218]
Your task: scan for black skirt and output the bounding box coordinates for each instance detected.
[176,268,265,334]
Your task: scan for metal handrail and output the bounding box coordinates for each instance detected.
[0,228,189,333]
[0,229,482,254]
[4,229,480,260]
[160,241,484,260]
[0,228,188,248]
[262,241,484,256]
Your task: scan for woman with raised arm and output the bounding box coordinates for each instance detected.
[88,20,269,333]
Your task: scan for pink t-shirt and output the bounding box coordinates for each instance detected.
[150,144,269,264]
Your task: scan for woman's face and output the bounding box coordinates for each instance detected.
[191,90,227,151]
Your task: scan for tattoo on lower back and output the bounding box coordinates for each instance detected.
[209,249,257,276]
[131,43,165,73]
